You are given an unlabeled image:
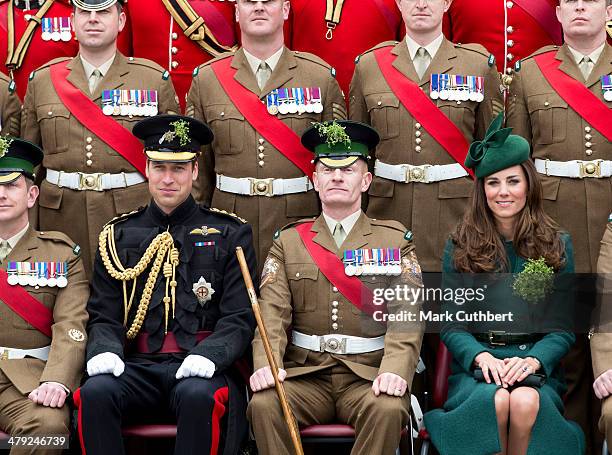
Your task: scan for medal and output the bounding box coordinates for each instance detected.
[47,262,57,287]
[149,90,159,116]
[37,262,48,287]
[112,90,121,115]
[192,276,215,306]
[343,250,356,276]
[27,263,37,287]
[266,89,279,115]
[311,87,324,114]
[430,74,440,100]
[287,88,298,114]
[304,87,315,113]
[60,17,72,42]
[120,90,130,116]
[56,262,68,288]
[51,17,61,42]
[439,74,449,100]
[6,262,18,286]
[102,90,113,115]
[354,249,363,276]
[296,88,306,114]
[41,17,52,41]
[475,76,485,103]
[277,88,289,114]
[602,75,612,101]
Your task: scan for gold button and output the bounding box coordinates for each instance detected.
[506,1,513,8]
[86,160,93,166]
[331,315,338,321]
[544,102,550,107]
[48,111,53,116]
[377,101,382,106]
[258,145,264,151]
[585,134,592,140]
[415,123,421,129]
[507,40,514,47]
[456,101,462,105]
[332,286,338,292]
[506,67,513,75]
[332,308,338,314]
[258,153,265,159]
[220,112,225,117]
[507,26,514,33]
[585,149,593,156]
[86,137,93,144]
[585,163,596,174]
[415,146,422,152]
[85,144,92,151]
[415,138,422,144]
[85,176,95,187]
[332,323,339,330]
[256,182,267,192]
[295,272,300,277]
[585,142,592,148]
[507,53,514,61]
[332,300,339,307]
[585,126,592,132]
[171,61,179,69]
[86,152,93,158]
[258,160,265,167]
[415,131,421,137]
[171,47,178,54]
[259,138,265,144]
[171,32,178,40]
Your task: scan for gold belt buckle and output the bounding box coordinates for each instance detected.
[405,165,430,183]
[320,337,347,354]
[250,178,274,197]
[78,172,104,191]
[579,160,601,178]
[0,349,9,360]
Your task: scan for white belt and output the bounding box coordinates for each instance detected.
[534,159,612,179]
[46,169,146,192]
[292,330,384,354]
[374,160,468,184]
[216,174,313,197]
[0,345,50,361]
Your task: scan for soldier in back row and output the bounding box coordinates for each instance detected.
[186,0,346,270]
[21,0,180,278]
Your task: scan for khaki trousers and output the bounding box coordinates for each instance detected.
[248,364,409,455]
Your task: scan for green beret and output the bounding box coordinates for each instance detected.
[465,113,530,179]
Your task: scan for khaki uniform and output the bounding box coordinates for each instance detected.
[21,53,180,277]
[0,72,20,136]
[507,44,612,274]
[247,213,424,455]
[0,227,89,455]
[591,217,612,448]
[186,47,346,268]
[349,39,502,272]
[508,43,612,454]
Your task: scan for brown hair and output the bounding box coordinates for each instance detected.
[451,160,566,273]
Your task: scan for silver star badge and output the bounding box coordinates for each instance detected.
[192,276,215,306]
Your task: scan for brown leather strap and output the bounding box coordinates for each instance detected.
[6,0,55,70]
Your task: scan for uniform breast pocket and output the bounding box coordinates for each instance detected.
[286,264,318,312]
[365,92,400,140]
[205,105,245,155]
[527,94,568,145]
[36,104,71,154]
[436,100,476,131]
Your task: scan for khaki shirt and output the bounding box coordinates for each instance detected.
[507,44,612,273]
[0,227,89,393]
[350,38,502,272]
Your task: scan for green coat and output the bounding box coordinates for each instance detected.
[424,234,584,455]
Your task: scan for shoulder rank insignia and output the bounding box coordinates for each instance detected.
[273,229,280,239]
[608,213,612,222]
[331,67,337,78]
[162,70,170,80]
[8,80,15,93]
[355,55,361,64]
[488,54,495,67]
[209,207,247,224]
[190,226,221,236]
[514,60,521,72]
[193,67,200,77]
[73,244,81,256]
[29,71,35,81]
[404,230,413,241]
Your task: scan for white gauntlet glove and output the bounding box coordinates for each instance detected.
[86,352,125,377]
[175,355,216,379]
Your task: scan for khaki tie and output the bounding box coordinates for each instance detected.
[579,56,593,81]
[256,61,271,90]
[414,47,431,80]
[332,222,346,248]
[0,240,11,263]
[88,69,102,94]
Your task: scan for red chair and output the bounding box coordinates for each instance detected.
[418,341,453,455]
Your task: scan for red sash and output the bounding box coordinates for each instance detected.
[513,0,562,45]
[295,223,382,317]
[0,269,53,338]
[373,46,474,178]
[49,61,147,175]
[534,51,612,142]
[210,57,315,177]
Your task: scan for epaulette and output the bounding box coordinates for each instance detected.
[370,218,408,234]
[523,45,559,62]
[102,207,145,229]
[37,230,81,255]
[360,40,399,58]
[30,56,72,80]
[293,51,332,69]
[608,213,612,223]
[273,218,317,239]
[125,57,166,74]
[207,207,248,224]
[454,42,490,59]
[194,52,234,77]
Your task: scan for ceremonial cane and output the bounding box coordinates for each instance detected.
[235,247,304,455]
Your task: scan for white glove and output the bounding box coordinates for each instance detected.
[175,355,215,379]
[86,352,125,377]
